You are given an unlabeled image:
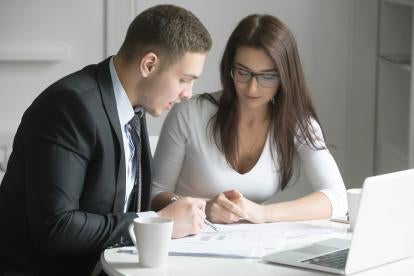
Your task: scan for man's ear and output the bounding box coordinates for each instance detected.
[140,52,159,78]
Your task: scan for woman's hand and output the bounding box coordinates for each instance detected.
[229,196,267,224]
[206,190,249,224]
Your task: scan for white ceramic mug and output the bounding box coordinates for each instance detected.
[128,217,173,268]
[347,188,362,231]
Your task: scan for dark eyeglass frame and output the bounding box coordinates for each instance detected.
[230,66,280,88]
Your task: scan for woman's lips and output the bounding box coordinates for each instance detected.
[245,95,260,100]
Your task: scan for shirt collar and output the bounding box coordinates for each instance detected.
[134,106,144,118]
[109,57,144,126]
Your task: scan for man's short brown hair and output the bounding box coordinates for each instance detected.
[119,4,212,65]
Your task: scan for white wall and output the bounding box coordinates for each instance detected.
[346,0,379,188]
[0,0,379,190]
[0,0,105,134]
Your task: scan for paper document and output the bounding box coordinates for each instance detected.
[169,221,336,258]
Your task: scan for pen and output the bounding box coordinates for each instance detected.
[170,195,219,232]
[203,217,219,232]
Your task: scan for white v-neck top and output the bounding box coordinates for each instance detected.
[152,92,347,217]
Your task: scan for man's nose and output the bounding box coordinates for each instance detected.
[180,87,192,100]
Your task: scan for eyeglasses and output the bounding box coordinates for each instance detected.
[230,66,280,88]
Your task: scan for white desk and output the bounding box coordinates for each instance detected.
[101,220,414,276]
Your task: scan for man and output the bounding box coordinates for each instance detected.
[0,5,212,275]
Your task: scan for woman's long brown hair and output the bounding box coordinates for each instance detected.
[203,14,325,190]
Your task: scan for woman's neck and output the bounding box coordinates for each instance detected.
[238,105,270,127]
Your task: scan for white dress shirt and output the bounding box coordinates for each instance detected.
[109,57,136,212]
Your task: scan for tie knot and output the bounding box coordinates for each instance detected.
[129,111,142,130]
[135,110,143,118]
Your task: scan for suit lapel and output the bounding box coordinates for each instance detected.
[96,57,126,213]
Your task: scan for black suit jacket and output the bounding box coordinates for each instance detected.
[0,58,152,275]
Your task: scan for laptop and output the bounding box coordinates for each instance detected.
[263,169,414,274]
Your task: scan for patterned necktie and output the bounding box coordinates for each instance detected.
[127,111,142,212]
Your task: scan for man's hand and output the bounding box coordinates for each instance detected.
[206,190,248,224]
[157,197,206,238]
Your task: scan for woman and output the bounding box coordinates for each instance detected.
[151,14,347,224]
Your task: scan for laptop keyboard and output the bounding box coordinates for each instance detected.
[301,248,349,269]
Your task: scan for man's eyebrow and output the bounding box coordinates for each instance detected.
[182,74,199,79]
[234,63,278,73]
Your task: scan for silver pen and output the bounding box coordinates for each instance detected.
[171,195,219,232]
[203,217,219,232]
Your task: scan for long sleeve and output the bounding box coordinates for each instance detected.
[151,103,189,201]
[22,89,136,255]
[297,120,348,218]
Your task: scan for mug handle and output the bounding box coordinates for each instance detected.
[128,223,137,246]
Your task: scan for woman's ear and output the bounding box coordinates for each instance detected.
[140,52,159,78]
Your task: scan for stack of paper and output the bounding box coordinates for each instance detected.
[169,221,336,258]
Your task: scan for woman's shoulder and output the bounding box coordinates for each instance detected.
[170,91,221,117]
[308,117,323,133]
[193,90,222,108]
[293,117,323,135]
[199,90,222,101]
[293,117,325,148]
